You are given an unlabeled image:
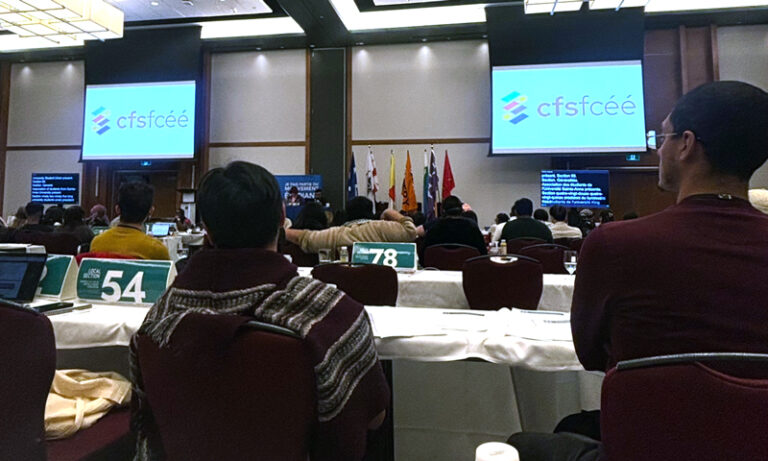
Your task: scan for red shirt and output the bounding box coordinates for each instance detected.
[571,194,768,371]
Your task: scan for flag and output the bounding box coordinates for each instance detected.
[425,148,440,222]
[422,149,429,214]
[442,150,455,199]
[347,155,358,201]
[388,150,396,207]
[401,150,417,214]
[365,146,379,206]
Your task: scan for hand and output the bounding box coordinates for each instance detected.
[462,203,472,212]
[380,209,402,221]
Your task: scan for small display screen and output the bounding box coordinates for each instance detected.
[541,170,610,208]
[150,223,171,237]
[31,174,79,204]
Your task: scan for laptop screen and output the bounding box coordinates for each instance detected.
[150,222,171,237]
[0,253,47,302]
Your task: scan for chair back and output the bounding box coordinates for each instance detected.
[282,240,319,267]
[553,237,574,247]
[519,244,570,274]
[75,252,135,264]
[423,244,481,271]
[134,314,316,461]
[601,353,768,461]
[505,237,546,254]
[0,305,56,461]
[462,255,543,310]
[312,263,398,305]
[568,238,584,252]
[14,231,80,255]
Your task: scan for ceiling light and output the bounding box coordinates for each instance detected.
[589,0,648,9]
[199,16,304,39]
[0,31,83,50]
[150,1,158,5]
[645,0,768,12]
[524,0,584,14]
[329,0,486,31]
[0,0,123,44]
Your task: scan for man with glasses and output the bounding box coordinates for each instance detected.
[507,80,768,460]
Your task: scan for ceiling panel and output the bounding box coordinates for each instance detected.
[108,0,272,22]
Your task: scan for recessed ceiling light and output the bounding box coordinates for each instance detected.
[150,1,159,6]
[421,38,428,42]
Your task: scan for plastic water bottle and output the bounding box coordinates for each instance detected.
[500,240,507,256]
[339,246,349,263]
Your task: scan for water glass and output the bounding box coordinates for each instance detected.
[318,248,332,264]
[563,250,577,275]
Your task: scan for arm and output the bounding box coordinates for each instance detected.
[380,209,404,222]
[286,227,342,254]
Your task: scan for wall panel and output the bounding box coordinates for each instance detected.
[208,146,305,176]
[3,150,82,214]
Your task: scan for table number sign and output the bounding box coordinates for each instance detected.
[351,242,418,271]
[77,259,176,305]
[38,254,78,299]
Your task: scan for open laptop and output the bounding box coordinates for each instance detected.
[0,253,86,315]
[149,222,172,237]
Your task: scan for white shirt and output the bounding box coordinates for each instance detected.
[550,221,583,239]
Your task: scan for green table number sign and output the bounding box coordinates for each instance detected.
[38,254,78,299]
[351,242,418,271]
[77,259,177,305]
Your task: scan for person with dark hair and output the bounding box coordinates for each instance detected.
[90,182,170,260]
[7,206,27,229]
[87,204,110,227]
[286,196,417,253]
[174,209,193,232]
[286,186,304,206]
[577,209,596,237]
[500,198,553,243]
[533,208,550,226]
[490,212,510,242]
[18,202,53,233]
[549,205,582,239]
[131,161,389,461]
[621,211,638,220]
[423,195,486,255]
[42,206,64,228]
[597,209,614,226]
[56,206,94,245]
[508,81,768,460]
[293,201,329,231]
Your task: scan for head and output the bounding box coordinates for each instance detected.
[512,198,533,217]
[198,161,283,249]
[442,196,464,217]
[598,209,615,223]
[116,182,154,224]
[657,81,768,194]
[293,201,329,230]
[289,186,299,195]
[63,206,85,227]
[90,204,107,218]
[549,205,567,223]
[15,206,27,220]
[461,210,478,224]
[314,188,324,200]
[495,213,510,225]
[176,209,186,219]
[345,196,375,221]
[43,206,64,226]
[533,208,549,222]
[25,202,44,223]
[411,211,426,227]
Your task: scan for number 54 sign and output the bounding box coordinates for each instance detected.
[77,259,177,305]
[351,242,418,271]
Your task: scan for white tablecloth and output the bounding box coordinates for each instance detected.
[297,268,575,312]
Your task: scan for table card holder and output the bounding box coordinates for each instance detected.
[76,258,177,306]
[351,242,418,272]
[38,254,78,299]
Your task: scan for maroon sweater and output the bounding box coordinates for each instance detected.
[571,194,768,371]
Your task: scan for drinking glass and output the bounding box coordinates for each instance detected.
[563,250,578,275]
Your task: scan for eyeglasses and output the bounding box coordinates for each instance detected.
[646,130,679,150]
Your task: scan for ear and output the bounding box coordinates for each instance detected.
[115,204,121,216]
[678,130,699,163]
[148,205,155,219]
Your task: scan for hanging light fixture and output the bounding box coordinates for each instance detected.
[524,0,585,14]
[589,0,649,10]
[0,0,123,44]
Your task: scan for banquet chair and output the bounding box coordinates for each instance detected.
[553,237,575,247]
[0,304,56,461]
[312,263,398,305]
[133,313,315,461]
[423,244,481,271]
[14,231,81,255]
[601,353,768,461]
[282,240,319,267]
[568,238,584,252]
[505,237,547,254]
[462,254,543,310]
[75,252,135,264]
[519,244,570,274]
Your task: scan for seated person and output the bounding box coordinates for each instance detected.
[173,209,193,232]
[55,206,94,245]
[42,206,64,228]
[286,196,417,253]
[90,182,170,260]
[293,201,329,230]
[549,205,583,239]
[86,204,110,227]
[533,208,551,228]
[508,81,768,460]
[18,202,53,233]
[423,195,486,255]
[490,213,510,242]
[500,198,553,243]
[131,161,389,460]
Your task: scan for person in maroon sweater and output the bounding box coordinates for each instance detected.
[508,81,768,460]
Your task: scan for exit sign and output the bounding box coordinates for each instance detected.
[626,154,641,161]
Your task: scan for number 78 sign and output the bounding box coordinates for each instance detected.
[77,259,176,305]
[351,242,418,271]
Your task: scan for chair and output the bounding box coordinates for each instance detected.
[519,244,570,274]
[568,238,584,252]
[46,408,133,461]
[14,232,81,255]
[423,244,481,271]
[601,353,768,461]
[553,237,574,247]
[75,252,135,264]
[282,240,319,267]
[0,304,56,461]
[312,263,398,305]
[462,254,543,310]
[505,237,546,254]
[134,314,315,461]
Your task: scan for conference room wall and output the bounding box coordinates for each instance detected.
[717,24,768,189]
[350,41,548,226]
[208,146,305,175]
[3,61,84,214]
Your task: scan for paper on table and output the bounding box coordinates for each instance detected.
[365,306,450,338]
[503,308,573,341]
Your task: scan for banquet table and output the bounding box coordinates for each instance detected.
[297,267,576,312]
[49,303,600,461]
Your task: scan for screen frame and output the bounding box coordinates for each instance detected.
[80,80,198,162]
[540,169,611,209]
[489,60,647,156]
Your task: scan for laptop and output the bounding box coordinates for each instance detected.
[0,253,87,315]
[149,222,172,237]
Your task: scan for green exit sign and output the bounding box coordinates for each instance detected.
[626,154,641,161]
